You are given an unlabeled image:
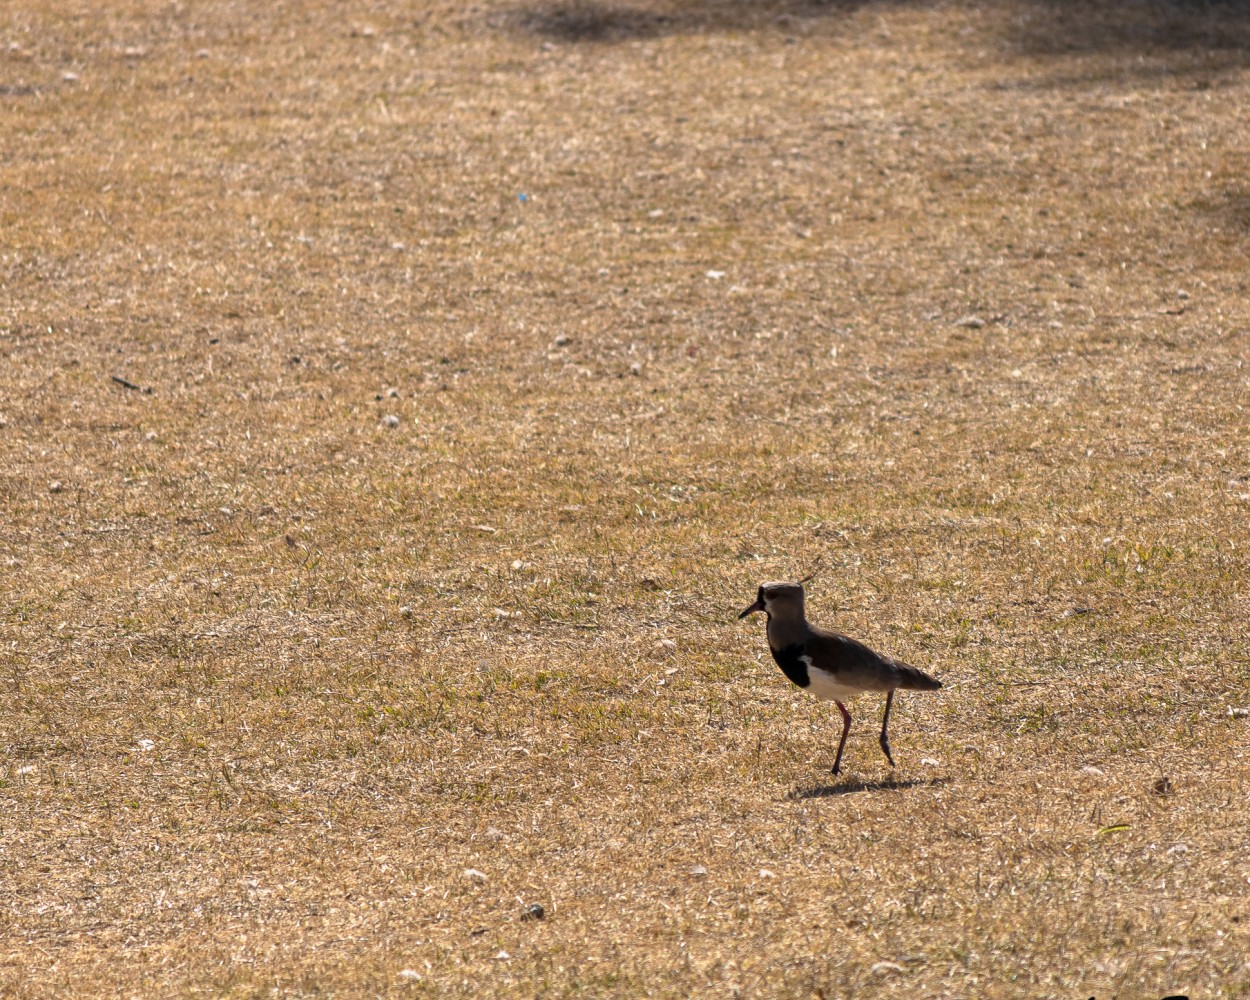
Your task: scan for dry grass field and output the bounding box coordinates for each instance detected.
[3,0,1250,995]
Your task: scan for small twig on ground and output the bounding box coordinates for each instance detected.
[798,554,825,586]
[110,375,153,394]
[933,680,1052,690]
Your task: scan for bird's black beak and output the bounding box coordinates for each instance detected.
[738,597,765,620]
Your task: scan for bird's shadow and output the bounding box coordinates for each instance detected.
[789,776,950,799]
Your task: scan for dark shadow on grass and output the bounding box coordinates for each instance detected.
[500,0,871,44]
[509,2,676,41]
[1184,186,1250,237]
[1008,0,1250,58]
[502,0,1250,64]
[1218,190,1250,230]
[790,775,951,799]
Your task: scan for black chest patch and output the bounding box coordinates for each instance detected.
[770,643,810,688]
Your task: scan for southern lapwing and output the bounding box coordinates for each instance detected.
[738,581,941,775]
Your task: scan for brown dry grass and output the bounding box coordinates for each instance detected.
[3,0,1250,996]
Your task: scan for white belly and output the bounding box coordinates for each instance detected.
[803,657,864,703]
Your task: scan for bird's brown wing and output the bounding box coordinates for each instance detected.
[805,627,929,692]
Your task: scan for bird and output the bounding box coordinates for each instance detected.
[738,580,941,775]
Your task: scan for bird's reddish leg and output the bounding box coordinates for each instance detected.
[879,690,896,767]
[831,700,853,775]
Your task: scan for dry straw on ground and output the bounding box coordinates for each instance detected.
[2,0,1249,996]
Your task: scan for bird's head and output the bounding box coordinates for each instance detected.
[738,581,805,621]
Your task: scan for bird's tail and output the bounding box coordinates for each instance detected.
[896,662,942,691]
